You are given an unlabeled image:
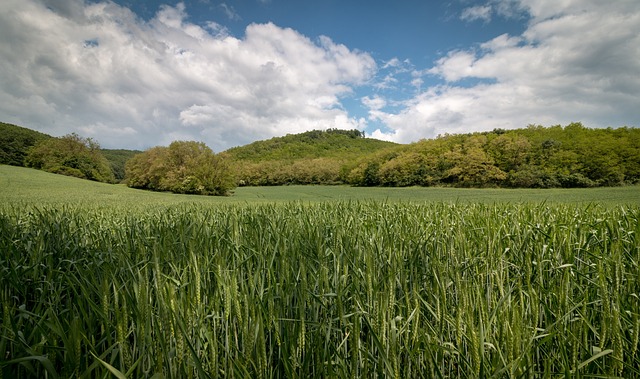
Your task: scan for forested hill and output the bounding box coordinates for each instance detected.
[0,122,51,166]
[224,129,399,185]
[225,129,397,161]
[341,123,640,188]
[3,122,640,189]
[0,122,140,181]
[227,123,640,187]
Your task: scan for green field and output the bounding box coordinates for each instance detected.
[2,164,640,207]
[1,165,640,378]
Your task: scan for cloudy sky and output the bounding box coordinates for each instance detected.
[1,0,638,151]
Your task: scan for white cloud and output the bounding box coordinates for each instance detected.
[362,95,387,113]
[373,0,640,143]
[2,0,637,151]
[0,0,375,150]
[459,1,525,23]
[460,5,492,23]
[220,3,241,21]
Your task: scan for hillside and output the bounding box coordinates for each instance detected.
[0,122,52,166]
[225,129,398,161]
[342,123,640,188]
[3,122,640,189]
[224,129,400,185]
[101,149,142,181]
[226,123,640,188]
[0,122,140,181]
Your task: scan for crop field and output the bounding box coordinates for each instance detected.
[2,165,640,207]
[1,165,640,378]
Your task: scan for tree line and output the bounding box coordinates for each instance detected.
[2,122,639,193]
[0,123,235,196]
[228,123,640,188]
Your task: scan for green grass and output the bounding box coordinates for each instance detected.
[1,164,640,378]
[2,164,639,207]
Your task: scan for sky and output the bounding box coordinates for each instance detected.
[0,0,638,151]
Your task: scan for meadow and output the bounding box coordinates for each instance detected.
[1,165,639,378]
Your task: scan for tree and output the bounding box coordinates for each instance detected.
[25,133,115,183]
[0,122,51,166]
[125,141,235,196]
[487,134,531,172]
[379,153,435,187]
[442,136,507,187]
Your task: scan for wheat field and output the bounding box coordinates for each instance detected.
[1,200,639,378]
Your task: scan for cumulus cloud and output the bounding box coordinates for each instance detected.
[372,0,640,143]
[0,0,375,150]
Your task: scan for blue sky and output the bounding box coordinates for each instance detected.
[0,0,638,151]
[106,0,529,131]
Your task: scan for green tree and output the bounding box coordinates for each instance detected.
[487,134,531,172]
[125,141,235,196]
[378,153,436,187]
[101,149,142,182]
[0,122,51,166]
[25,133,115,183]
[443,136,507,187]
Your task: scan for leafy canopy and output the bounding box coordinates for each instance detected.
[125,140,236,196]
[0,122,52,166]
[25,133,115,183]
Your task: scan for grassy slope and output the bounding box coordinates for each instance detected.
[3,164,639,207]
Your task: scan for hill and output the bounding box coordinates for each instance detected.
[0,122,140,181]
[224,128,399,185]
[225,129,397,161]
[101,149,142,181]
[341,123,640,188]
[225,123,640,188]
[0,122,52,166]
[3,122,640,189]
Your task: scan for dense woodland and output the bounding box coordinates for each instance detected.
[0,122,51,166]
[0,122,139,181]
[2,121,640,191]
[226,123,640,188]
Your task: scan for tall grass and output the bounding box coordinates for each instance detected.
[1,202,639,377]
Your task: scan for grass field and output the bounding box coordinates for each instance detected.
[2,164,640,207]
[1,165,640,378]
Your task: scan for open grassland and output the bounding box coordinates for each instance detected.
[1,164,640,378]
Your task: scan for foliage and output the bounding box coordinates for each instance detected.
[226,128,380,161]
[1,201,639,378]
[0,122,51,166]
[227,123,640,189]
[5,122,640,189]
[101,149,141,182]
[226,129,398,186]
[125,141,236,196]
[25,133,115,183]
[343,123,640,188]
